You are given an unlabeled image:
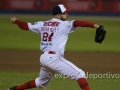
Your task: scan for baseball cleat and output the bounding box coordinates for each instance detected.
[8,86,17,90]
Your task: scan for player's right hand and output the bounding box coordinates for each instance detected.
[11,17,17,23]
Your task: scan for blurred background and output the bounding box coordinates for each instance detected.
[0,0,120,16]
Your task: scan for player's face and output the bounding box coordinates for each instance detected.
[60,13,68,21]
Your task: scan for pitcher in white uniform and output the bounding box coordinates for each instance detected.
[9,4,100,90]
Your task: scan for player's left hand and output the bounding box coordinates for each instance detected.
[11,17,18,23]
[95,25,106,44]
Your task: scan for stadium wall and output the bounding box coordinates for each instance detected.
[0,0,120,16]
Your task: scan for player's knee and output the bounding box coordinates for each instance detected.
[76,70,86,80]
[35,77,47,88]
[35,78,42,88]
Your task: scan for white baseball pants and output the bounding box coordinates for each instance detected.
[35,51,86,88]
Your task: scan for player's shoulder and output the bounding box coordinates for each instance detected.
[30,21,44,25]
[63,20,75,25]
[64,20,74,23]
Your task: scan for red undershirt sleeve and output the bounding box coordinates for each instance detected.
[73,20,95,28]
[14,20,29,30]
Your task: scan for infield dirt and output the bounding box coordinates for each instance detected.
[0,50,120,74]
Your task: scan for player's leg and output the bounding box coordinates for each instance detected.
[8,79,36,90]
[38,52,90,90]
[47,56,90,90]
[35,66,55,88]
[8,66,55,90]
[61,57,90,90]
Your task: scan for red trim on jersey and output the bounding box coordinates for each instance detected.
[73,20,95,28]
[14,20,29,30]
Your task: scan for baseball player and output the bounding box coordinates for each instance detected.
[9,4,102,90]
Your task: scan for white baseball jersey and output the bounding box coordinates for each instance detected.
[28,18,76,55]
[27,18,85,88]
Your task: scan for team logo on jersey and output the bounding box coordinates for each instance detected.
[43,21,60,27]
[31,22,38,25]
[41,42,52,46]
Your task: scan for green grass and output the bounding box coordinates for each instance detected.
[0,71,120,90]
[0,14,120,52]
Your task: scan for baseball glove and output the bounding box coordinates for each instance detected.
[95,25,106,44]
